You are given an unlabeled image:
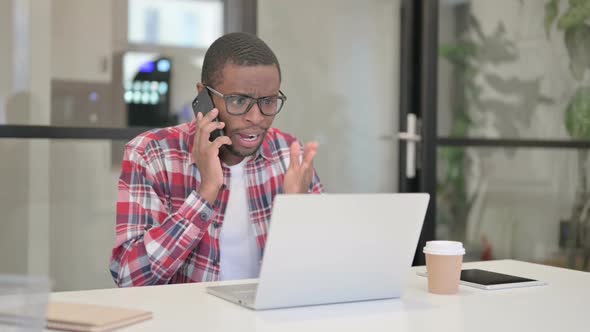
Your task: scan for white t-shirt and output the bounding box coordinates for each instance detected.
[219,158,260,281]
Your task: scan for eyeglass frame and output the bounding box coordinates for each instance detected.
[205,85,287,116]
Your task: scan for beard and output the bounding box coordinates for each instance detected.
[224,144,259,157]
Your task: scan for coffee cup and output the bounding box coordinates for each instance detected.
[423,241,465,295]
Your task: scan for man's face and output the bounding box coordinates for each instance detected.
[209,63,280,158]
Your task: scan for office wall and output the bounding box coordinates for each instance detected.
[48,0,121,291]
[51,0,113,83]
[0,0,52,279]
[0,2,28,275]
[0,140,120,291]
[0,2,25,275]
[0,1,11,124]
[49,141,121,291]
[258,0,401,193]
[0,0,117,291]
[0,139,29,275]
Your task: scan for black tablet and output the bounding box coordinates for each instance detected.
[416,268,547,290]
[460,269,546,290]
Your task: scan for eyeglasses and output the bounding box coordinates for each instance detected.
[206,86,287,116]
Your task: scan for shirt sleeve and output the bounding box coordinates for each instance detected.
[109,145,214,287]
[309,168,324,193]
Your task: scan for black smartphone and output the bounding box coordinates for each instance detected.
[192,88,223,141]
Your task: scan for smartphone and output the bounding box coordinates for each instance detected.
[192,88,223,141]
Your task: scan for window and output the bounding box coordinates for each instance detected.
[128,0,224,49]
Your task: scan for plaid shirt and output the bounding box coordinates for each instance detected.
[109,121,323,287]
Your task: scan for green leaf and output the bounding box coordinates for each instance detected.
[545,0,560,38]
[565,87,590,139]
[439,41,478,68]
[558,0,590,30]
[451,113,472,137]
[570,0,588,8]
[564,24,590,80]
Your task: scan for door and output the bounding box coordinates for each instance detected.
[398,0,438,266]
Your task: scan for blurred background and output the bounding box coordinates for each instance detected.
[1,0,589,291]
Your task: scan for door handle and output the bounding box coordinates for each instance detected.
[398,114,421,179]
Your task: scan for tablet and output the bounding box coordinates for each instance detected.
[416,268,547,290]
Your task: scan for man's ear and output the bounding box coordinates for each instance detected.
[196,82,204,93]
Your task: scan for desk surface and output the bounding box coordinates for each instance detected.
[48,260,590,332]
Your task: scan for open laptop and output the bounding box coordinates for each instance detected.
[206,193,430,310]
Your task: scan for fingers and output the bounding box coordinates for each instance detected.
[301,142,319,169]
[193,112,203,147]
[195,108,219,131]
[199,123,225,149]
[196,112,225,148]
[211,135,232,149]
[198,108,219,125]
[284,141,319,194]
[194,109,228,153]
[289,141,319,170]
[289,142,300,169]
[200,121,225,137]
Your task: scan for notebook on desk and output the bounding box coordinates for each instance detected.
[46,302,152,332]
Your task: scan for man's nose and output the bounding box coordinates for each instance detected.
[244,102,265,123]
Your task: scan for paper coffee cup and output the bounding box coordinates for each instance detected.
[423,241,465,295]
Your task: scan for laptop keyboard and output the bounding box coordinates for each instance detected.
[236,291,256,304]
[224,283,258,304]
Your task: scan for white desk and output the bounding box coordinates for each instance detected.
[48,260,590,332]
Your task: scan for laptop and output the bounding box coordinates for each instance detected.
[206,193,430,310]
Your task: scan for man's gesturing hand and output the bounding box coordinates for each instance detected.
[283,141,318,194]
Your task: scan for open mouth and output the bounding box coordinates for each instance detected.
[241,134,259,142]
[235,132,263,148]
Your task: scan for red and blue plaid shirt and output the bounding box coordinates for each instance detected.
[110,121,323,287]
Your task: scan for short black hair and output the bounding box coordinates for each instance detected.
[201,32,281,86]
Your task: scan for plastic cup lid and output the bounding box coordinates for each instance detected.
[423,240,465,255]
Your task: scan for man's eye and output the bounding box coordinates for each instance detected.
[261,98,275,105]
[231,97,248,106]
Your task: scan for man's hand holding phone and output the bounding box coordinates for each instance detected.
[193,108,232,204]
